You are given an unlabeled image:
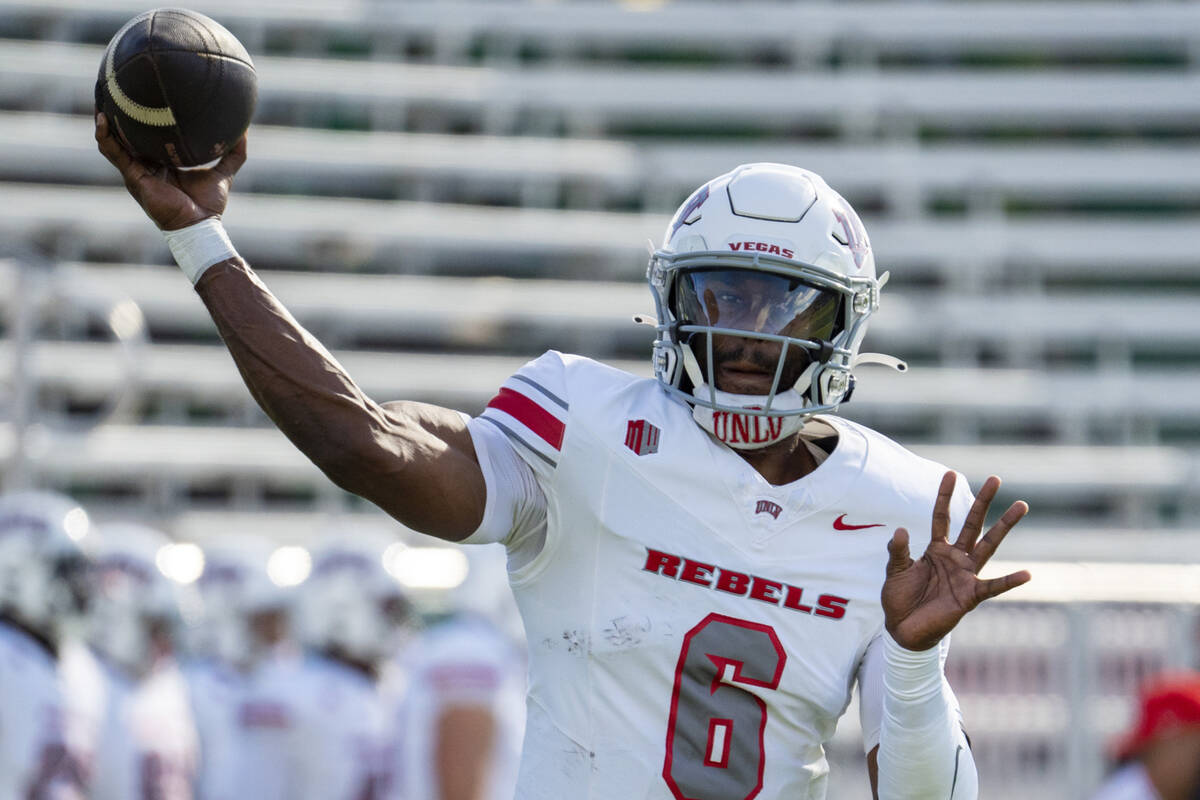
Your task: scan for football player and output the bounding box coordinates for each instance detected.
[390,547,526,800]
[1089,671,1200,800]
[97,115,1033,799]
[182,537,283,800]
[291,535,412,800]
[74,523,199,800]
[0,490,90,800]
[221,606,305,800]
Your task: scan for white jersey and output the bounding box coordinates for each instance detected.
[390,615,526,800]
[1087,764,1162,800]
[88,658,199,800]
[58,639,107,793]
[465,351,973,800]
[228,649,308,800]
[182,659,244,800]
[293,655,390,800]
[0,623,84,800]
[232,650,388,800]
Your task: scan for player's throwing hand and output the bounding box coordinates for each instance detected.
[882,471,1031,652]
[94,112,246,231]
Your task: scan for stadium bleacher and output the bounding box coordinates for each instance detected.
[1,3,1197,797]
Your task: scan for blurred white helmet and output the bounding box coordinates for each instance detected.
[190,536,290,668]
[648,163,905,450]
[0,490,91,646]
[85,522,180,676]
[300,534,412,667]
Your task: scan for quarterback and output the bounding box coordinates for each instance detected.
[97,114,1031,799]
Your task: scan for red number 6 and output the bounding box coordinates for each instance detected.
[663,613,786,800]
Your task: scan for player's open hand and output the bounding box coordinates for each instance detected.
[881,471,1031,652]
[94,111,246,231]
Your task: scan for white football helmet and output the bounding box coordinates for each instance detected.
[190,536,289,668]
[300,534,412,667]
[648,163,905,449]
[0,490,91,646]
[85,522,180,676]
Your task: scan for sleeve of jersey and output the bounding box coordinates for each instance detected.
[857,633,955,756]
[875,633,978,800]
[477,352,569,480]
[459,352,565,548]
[421,657,505,707]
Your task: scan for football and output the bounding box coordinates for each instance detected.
[95,8,256,170]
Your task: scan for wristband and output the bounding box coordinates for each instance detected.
[163,217,238,284]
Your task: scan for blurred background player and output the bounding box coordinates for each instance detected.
[212,544,306,800]
[291,533,414,800]
[0,490,91,800]
[183,536,288,800]
[71,522,198,800]
[1089,671,1200,800]
[390,546,525,800]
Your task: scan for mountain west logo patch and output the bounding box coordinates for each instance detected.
[625,419,660,456]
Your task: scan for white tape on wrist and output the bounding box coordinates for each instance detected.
[163,218,238,284]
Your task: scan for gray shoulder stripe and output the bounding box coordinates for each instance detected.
[512,374,568,410]
[479,415,557,467]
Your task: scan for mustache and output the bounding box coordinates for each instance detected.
[712,343,778,371]
[695,340,813,388]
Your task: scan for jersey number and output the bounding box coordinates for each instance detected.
[662,613,786,800]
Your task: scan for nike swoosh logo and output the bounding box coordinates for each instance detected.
[833,514,885,531]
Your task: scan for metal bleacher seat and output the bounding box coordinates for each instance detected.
[0,182,662,277]
[8,112,1200,216]
[0,111,643,207]
[5,38,1200,137]
[2,1,1196,65]
[6,334,1200,443]
[0,416,1191,526]
[3,183,1198,285]
[4,261,1196,369]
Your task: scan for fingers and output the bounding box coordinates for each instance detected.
[95,112,155,192]
[954,475,1000,552]
[977,568,1032,602]
[930,470,956,541]
[886,528,913,577]
[971,500,1030,570]
[95,112,133,172]
[214,134,247,180]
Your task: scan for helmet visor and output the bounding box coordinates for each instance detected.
[674,269,840,341]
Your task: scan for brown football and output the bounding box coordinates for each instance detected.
[95,8,256,169]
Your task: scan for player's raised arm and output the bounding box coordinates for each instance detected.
[94,113,486,542]
[870,471,1031,799]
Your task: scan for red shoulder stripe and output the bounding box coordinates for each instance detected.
[486,387,565,450]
